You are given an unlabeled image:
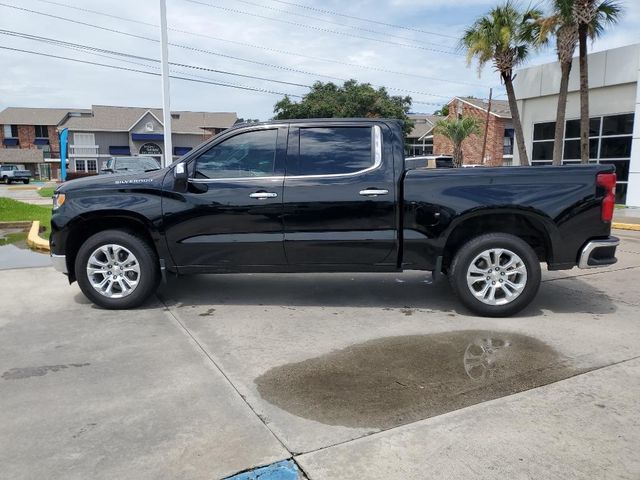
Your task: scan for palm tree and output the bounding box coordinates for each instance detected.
[539,0,578,165]
[435,117,482,167]
[462,1,543,166]
[573,0,622,163]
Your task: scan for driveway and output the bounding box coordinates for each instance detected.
[1,229,639,479]
[0,182,52,205]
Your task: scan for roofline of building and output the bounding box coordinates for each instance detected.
[127,110,164,131]
[449,96,511,119]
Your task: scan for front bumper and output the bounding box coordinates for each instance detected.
[578,236,619,269]
[51,254,68,274]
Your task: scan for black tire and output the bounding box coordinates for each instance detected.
[23,179,29,184]
[75,230,160,309]
[449,233,541,317]
[1,176,7,184]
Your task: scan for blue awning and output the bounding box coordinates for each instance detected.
[132,133,164,141]
[34,138,49,145]
[3,138,19,146]
[174,146,192,156]
[109,145,131,155]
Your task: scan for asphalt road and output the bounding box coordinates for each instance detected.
[1,230,639,479]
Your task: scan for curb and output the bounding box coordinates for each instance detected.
[27,221,50,252]
[0,221,33,229]
[612,222,640,231]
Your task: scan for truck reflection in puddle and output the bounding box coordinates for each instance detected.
[256,330,592,429]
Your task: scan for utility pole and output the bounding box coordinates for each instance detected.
[480,88,492,165]
[159,0,173,167]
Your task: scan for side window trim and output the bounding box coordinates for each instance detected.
[190,126,283,182]
[285,124,382,179]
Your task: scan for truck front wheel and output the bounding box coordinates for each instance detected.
[75,230,160,309]
[449,233,541,317]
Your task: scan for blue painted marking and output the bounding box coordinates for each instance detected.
[225,459,299,480]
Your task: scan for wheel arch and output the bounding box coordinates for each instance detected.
[64,211,160,282]
[441,208,558,271]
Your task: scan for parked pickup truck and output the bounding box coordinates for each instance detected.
[1,164,31,184]
[50,119,619,316]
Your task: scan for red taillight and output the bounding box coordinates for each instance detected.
[597,172,616,222]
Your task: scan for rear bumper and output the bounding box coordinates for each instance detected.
[578,236,619,269]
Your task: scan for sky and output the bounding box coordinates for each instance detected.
[0,0,639,120]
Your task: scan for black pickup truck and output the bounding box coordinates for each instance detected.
[50,119,619,316]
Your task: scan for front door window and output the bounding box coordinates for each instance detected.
[194,129,278,179]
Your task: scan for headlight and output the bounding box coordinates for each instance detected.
[53,193,66,210]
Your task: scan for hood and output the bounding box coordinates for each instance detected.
[57,168,168,193]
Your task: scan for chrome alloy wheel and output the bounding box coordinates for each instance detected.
[86,244,140,299]
[465,248,527,306]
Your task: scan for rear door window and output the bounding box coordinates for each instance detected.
[291,126,373,176]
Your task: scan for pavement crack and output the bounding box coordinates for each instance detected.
[157,294,293,457]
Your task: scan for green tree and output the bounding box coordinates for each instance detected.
[461,1,543,166]
[433,104,450,116]
[273,80,414,137]
[573,0,623,163]
[539,0,621,165]
[435,117,482,167]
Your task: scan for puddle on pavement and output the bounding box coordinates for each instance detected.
[256,330,590,429]
[0,228,50,270]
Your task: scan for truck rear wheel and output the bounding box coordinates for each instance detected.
[449,233,541,317]
[75,230,160,309]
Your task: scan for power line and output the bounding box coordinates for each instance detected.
[229,0,456,51]
[0,29,450,101]
[0,30,312,89]
[29,0,488,88]
[0,5,461,99]
[268,0,462,40]
[185,0,463,56]
[0,30,444,106]
[0,44,443,106]
[0,45,303,97]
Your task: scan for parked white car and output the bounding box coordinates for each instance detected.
[1,164,32,184]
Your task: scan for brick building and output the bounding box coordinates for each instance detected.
[0,107,82,179]
[433,97,514,166]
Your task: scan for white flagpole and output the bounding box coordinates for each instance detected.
[159,0,173,168]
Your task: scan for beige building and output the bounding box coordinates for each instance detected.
[59,105,237,174]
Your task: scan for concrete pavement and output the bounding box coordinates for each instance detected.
[1,229,639,479]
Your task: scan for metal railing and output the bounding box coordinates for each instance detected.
[69,144,99,156]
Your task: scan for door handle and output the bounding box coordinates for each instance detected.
[249,191,278,199]
[359,189,389,197]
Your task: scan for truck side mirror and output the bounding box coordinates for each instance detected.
[174,162,188,191]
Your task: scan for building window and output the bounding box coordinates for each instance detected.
[503,129,514,156]
[34,125,49,138]
[531,113,634,204]
[406,137,434,156]
[75,159,86,172]
[3,124,18,138]
[38,144,52,159]
[87,159,97,172]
